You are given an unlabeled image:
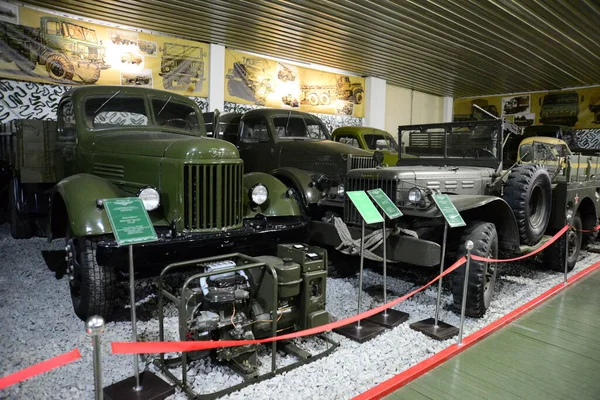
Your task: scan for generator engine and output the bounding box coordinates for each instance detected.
[179,244,329,378]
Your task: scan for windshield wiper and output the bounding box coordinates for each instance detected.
[94,90,120,114]
[157,96,172,115]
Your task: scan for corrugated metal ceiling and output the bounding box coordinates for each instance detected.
[18,0,600,97]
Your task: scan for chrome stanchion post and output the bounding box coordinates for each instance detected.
[128,245,142,391]
[564,215,571,285]
[357,219,365,329]
[85,316,105,400]
[434,222,449,326]
[382,216,388,315]
[458,240,474,346]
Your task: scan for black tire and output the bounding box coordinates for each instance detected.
[79,66,101,84]
[503,164,552,245]
[8,178,33,239]
[544,213,582,272]
[452,221,498,318]
[66,228,117,321]
[45,54,74,81]
[354,89,364,104]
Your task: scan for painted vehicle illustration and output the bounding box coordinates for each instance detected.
[121,74,151,85]
[454,99,500,121]
[110,31,137,46]
[299,77,365,107]
[0,86,307,321]
[0,6,16,19]
[311,120,600,318]
[539,91,583,127]
[503,96,529,115]
[226,56,273,105]
[0,17,110,83]
[277,62,296,82]
[138,40,156,55]
[120,52,142,65]
[159,42,206,91]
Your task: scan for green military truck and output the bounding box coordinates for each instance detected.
[0,17,110,83]
[539,91,583,127]
[0,86,307,321]
[311,120,600,317]
[159,42,206,91]
[214,109,381,219]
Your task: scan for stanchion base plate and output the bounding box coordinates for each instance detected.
[104,371,175,400]
[410,318,458,341]
[333,320,386,343]
[366,309,409,328]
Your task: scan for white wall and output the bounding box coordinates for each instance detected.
[385,84,446,145]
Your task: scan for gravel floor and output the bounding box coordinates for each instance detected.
[1,223,599,400]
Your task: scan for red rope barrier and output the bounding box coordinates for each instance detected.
[112,257,467,354]
[0,349,81,390]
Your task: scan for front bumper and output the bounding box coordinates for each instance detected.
[97,217,307,270]
[309,220,441,267]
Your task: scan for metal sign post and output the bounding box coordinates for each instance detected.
[101,198,174,400]
[410,194,465,341]
[365,189,409,328]
[334,191,386,343]
[457,241,474,346]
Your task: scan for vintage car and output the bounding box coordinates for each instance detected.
[332,126,407,166]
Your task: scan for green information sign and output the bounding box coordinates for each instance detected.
[432,193,466,228]
[103,198,158,246]
[347,191,384,225]
[367,188,403,220]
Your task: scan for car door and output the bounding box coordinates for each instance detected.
[237,116,272,173]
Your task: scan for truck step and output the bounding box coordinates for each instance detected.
[518,235,552,255]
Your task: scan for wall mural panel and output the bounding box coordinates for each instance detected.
[0,1,209,96]
[224,49,366,118]
[0,78,208,124]
[453,86,600,149]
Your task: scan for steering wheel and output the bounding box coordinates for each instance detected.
[462,147,495,158]
[163,118,192,130]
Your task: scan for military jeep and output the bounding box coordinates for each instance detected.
[311,120,600,317]
[0,86,306,321]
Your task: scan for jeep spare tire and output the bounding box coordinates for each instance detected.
[503,164,552,246]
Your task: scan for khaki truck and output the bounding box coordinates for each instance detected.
[311,120,600,317]
[0,17,110,83]
[539,91,584,127]
[0,86,307,321]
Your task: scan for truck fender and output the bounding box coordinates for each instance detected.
[242,172,302,218]
[271,167,321,208]
[48,174,126,239]
[448,194,520,252]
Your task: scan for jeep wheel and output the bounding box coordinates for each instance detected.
[452,221,498,318]
[66,227,117,321]
[46,54,74,81]
[544,213,582,272]
[503,164,552,245]
[9,178,33,239]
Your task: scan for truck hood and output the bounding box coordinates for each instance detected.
[93,131,239,160]
[278,139,374,177]
[349,165,495,194]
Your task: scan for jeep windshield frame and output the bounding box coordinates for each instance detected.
[397,120,503,169]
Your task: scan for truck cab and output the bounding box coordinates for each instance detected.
[332,126,407,166]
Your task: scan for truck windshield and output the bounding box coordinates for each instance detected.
[272,115,329,140]
[364,134,397,152]
[402,124,499,160]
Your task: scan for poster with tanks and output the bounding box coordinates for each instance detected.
[224,49,366,118]
[0,1,209,97]
[453,86,600,150]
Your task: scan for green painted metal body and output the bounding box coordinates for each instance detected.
[331,126,405,166]
[1,86,303,239]
[217,108,380,211]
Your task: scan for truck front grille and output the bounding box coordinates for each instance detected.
[344,177,398,224]
[348,155,379,170]
[183,163,243,230]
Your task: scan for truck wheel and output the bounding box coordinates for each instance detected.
[503,164,552,245]
[319,93,331,105]
[307,93,320,106]
[544,213,582,272]
[9,178,33,239]
[79,67,101,84]
[354,89,364,104]
[46,54,74,81]
[66,228,117,321]
[452,221,498,318]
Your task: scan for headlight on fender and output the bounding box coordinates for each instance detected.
[138,187,160,211]
[250,183,268,205]
[408,187,422,204]
[337,184,345,198]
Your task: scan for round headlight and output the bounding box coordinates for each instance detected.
[138,187,160,211]
[250,184,268,205]
[408,187,422,204]
[337,184,345,197]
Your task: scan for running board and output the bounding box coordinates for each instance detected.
[518,235,552,255]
